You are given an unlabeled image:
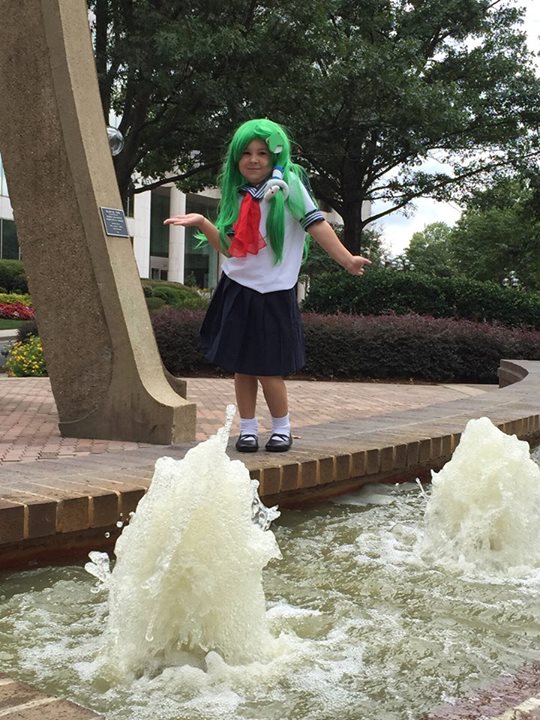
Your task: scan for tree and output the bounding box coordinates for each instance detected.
[279,0,540,253]
[396,222,458,276]
[91,1,540,254]
[303,223,389,277]
[448,176,540,289]
[90,0,310,200]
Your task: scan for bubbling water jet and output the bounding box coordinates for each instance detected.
[420,416,540,572]
[86,404,282,679]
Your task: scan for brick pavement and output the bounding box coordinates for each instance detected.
[0,375,494,463]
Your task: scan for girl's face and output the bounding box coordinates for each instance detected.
[238,139,272,185]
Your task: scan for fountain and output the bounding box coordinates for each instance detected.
[0,415,538,720]
[420,416,540,573]
[85,404,282,678]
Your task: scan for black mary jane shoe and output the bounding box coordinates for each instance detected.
[265,433,293,453]
[235,434,259,453]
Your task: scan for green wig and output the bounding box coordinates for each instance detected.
[213,118,315,263]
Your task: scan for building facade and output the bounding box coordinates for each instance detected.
[129,183,221,289]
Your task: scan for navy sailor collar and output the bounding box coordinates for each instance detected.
[240,182,269,200]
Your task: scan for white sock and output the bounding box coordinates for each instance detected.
[271,414,290,436]
[239,417,258,437]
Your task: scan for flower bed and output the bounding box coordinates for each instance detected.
[0,302,34,321]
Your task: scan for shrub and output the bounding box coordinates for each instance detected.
[10,273,29,294]
[141,279,208,310]
[146,296,166,312]
[17,320,38,343]
[303,268,540,329]
[0,260,28,294]
[151,307,211,374]
[0,293,32,306]
[5,335,47,377]
[302,312,540,383]
[150,307,540,383]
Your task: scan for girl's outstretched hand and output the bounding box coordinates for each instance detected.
[345,256,372,276]
[164,213,205,227]
[164,213,221,252]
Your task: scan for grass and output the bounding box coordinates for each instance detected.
[0,319,24,330]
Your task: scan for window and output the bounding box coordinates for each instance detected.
[184,194,219,289]
[0,219,19,259]
[149,191,170,258]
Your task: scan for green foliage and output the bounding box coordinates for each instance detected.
[16,321,38,343]
[145,296,166,312]
[141,280,208,310]
[0,292,32,306]
[183,272,198,288]
[303,225,389,279]
[396,223,458,277]
[0,260,28,294]
[448,176,540,290]
[150,307,540,383]
[5,335,47,377]
[90,0,309,199]
[260,0,540,251]
[301,240,337,278]
[303,268,540,328]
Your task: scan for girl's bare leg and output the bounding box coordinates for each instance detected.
[234,373,260,452]
[258,375,288,418]
[259,375,292,451]
[234,373,259,419]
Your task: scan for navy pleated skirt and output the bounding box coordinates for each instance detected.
[200,274,305,376]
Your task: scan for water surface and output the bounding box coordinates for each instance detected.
[1,476,539,720]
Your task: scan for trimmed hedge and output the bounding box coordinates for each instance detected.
[142,279,208,310]
[302,312,540,383]
[151,308,212,374]
[151,307,540,384]
[303,268,540,329]
[0,260,28,294]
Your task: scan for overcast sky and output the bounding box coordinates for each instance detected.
[374,0,540,256]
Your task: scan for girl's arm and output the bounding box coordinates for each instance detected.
[164,213,221,252]
[308,220,371,276]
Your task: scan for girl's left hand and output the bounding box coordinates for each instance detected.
[346,256,372,276]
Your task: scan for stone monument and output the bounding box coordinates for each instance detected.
[0,0,196,444]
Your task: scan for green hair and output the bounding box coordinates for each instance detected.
[212,119,315,263]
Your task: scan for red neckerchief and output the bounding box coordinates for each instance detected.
[229,192,266,257]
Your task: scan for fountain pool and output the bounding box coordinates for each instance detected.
[0,419,539,720]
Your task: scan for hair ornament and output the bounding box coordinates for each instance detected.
[266,131,284,155]
[264,166,289,201]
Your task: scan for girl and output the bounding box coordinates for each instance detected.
[165,118,370,453]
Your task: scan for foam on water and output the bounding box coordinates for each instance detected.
[87,404,282,678]
[419,416,540,573]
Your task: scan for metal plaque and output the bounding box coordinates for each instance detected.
[100,207,129,237]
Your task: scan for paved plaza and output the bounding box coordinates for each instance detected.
[0,374,494,463]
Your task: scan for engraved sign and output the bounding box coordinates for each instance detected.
[100,207,129,237]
